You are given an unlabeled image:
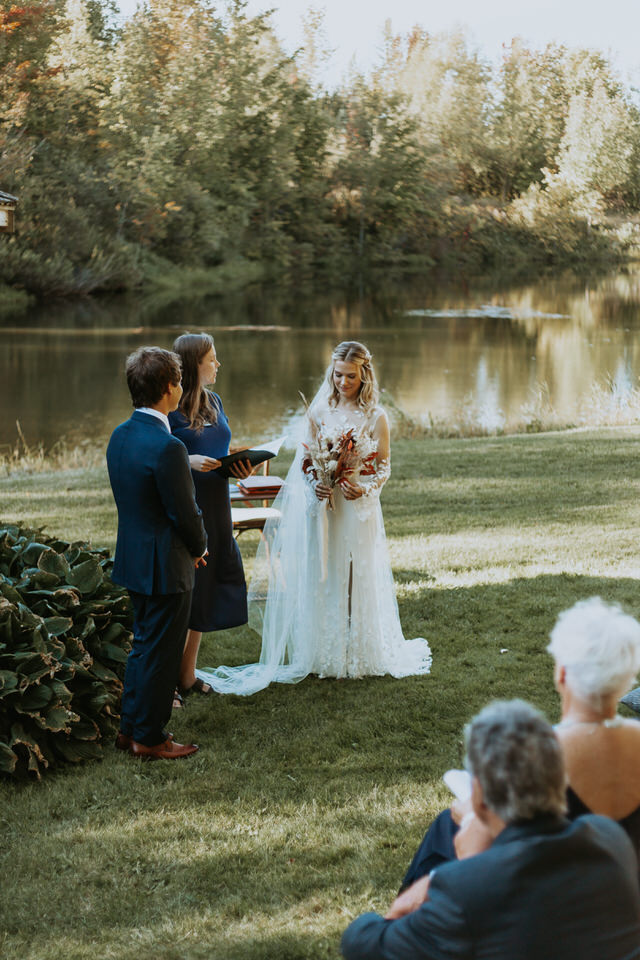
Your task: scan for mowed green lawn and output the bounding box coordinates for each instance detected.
[1,427,640,960]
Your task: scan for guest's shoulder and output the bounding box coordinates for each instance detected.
[577,813,631,841]
[575,814,639,874]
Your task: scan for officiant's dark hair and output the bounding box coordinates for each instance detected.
[126,346,182,408]
[172,332,218,432]
[328,341,379,411]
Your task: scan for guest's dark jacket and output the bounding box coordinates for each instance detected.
[342,815,640,960]
[107,410,206,595]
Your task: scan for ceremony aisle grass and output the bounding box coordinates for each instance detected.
[2,427,640,960]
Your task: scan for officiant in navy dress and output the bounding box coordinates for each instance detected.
[168,333,251,698]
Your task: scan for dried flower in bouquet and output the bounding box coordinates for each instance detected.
[299,395,378,508]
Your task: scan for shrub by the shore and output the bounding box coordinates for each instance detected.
[0,525,131,779]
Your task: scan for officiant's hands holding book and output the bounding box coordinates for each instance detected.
[228,447,254,479]
[187,451,253,477]
[189,455,222,472]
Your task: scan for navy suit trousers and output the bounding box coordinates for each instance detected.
[120,589,192,745]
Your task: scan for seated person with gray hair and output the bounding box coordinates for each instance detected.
[341,699,640,960]
[401,596,640,889]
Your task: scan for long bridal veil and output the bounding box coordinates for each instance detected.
[196,439,320,695]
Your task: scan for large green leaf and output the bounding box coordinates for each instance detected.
[82,686,113,712]
[0,579,22,604]
[53,738,102,763]
[44,616,73,637]
[32,704,72,733]
[19,542,50,567]
[0,525,20,540]
[67,558,103,595]
[21,569,60,589]
[14,683,53,711]
[51,587,80,610]
[16,603,43,629]
[10,651,54,681]
[99,642,129,664]
[48,678,73,703]
[77,615,96,640]
[63,635,89,662]
[38,550,70,579]
[100,621,127,643]
[89,661,120,683]
[10,722,48,777]
[0,670,18,694]
[0,740,17,774]
[47,539,70,553]
[69,716,100,741]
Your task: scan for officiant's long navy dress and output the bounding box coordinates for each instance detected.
[169,393,247,632]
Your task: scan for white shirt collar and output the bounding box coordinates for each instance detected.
[137,407,170,432]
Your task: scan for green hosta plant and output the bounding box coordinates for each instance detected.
[0,524,133,779]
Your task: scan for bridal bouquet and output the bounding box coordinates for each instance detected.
[302,423,378,509]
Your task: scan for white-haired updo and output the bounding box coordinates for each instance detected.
[547,597,640,704]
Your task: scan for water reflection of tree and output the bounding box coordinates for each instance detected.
[5,267,640,445]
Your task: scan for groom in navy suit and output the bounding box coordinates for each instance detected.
[107,347,207,759]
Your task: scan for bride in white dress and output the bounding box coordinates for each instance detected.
[198,341,432,695]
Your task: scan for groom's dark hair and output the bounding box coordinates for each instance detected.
[126,347,182,408]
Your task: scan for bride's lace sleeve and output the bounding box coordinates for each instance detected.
[354,408,391,518]
[359,455,391,497]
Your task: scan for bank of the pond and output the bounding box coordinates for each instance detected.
[1,427,639,960]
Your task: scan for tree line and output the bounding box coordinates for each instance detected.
[1,0,639,298]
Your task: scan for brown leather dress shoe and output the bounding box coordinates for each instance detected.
[115,731,174,751]
[130,738,198,760]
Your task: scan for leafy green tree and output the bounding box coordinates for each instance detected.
[329,78,440,262]
[377,27,492,195]
[557,78,636,204]
[487,40,567,199]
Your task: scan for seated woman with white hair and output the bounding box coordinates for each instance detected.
[550,596,640,857]
[400,596,640,891]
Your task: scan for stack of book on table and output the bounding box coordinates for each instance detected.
[236,475,284,499]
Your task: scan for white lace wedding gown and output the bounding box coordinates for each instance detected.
[197,402,432,695]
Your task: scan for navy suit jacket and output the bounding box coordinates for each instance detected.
[342,815,640,960]
[107,410,207,595]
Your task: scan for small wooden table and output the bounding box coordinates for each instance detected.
[229,477,284,538]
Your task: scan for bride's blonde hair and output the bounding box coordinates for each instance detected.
[326,341,379,411]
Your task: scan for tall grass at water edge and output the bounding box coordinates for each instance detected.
[2,426,640,958]
[3,379,640,480]
[383,380,640,439]
[0,421,106,476]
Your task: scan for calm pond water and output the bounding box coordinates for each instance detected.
[2,266,640,451]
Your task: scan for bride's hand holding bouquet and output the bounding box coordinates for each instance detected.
[301,423,377,508]
[339,477,364,501]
